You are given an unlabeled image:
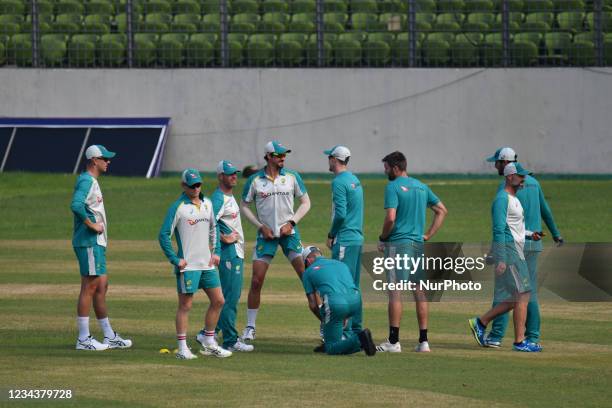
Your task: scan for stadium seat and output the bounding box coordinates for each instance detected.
[0,41,5,65]
[378,13,406,31]
[554,0,585,12]
[491,12,523,31]
[438,0,465,12]
[201,14,221,32]
[521,20,550,32]
[363,38,390,65]
[368,31,395,43]
[8,33,32,66]
[324,12,349,25]
[231,0,259,14]
[523,0,554,13]
[451,33,482,65]
[352,13,385,31]
[510,40,538,65]
[305,37,332,65]
[173,0,200,14]
[351,0,378,13]
[466,12,495,28]
[436,13,465,27]
[54,0,83,15]
[291,0,316,13]
[422,38,450,65]
[171,15,199,33]
[0,14,21,36]
[261,0,288,13]
[97,35,125,66]
[228,32,249,45]
[276,38,304,65]
[233,13,260,24]
[514,31,543,46]
[86,0,114,16]
[544,31,571,58]
[428,31,456,44]
[0,0,25,14]
[338,31,367,42]
[41,35,67,66]
[201,0,221,14]
[134,35,157,66]
[82,14,111,34]
[378,0,405,13]
[26,0,53,14]
[263,12,290,25]
[390,33,421,65]
[464,0,494,12]
[52,14,82,35]
[258,20,285,32]
[287,20,316,32]
[586,12,612,32]
[68,34,97,66]
[143,0,171,14]
[481,33,503,66]
[324,0,348,13]
[333,39,361,65]
[218,40,243,66]
[525,12,554,27]
[557,11,584,33]
[158,33,187,66]
[246,36,275,65]
[416,0,436,12]
[280,32,309,44]
[185,33,214,66]
[568,38,595,65]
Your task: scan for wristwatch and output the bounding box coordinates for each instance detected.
[288,220,296,227]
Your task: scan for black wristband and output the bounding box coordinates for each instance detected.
[379,235,387,242]
[328,233,334,240]
[289,220,296,227]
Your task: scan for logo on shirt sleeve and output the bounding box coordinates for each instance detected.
[400,186,409,192]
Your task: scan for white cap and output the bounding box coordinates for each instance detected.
[498,147,517,161]
[503,162,530,177]
[323,145,351,161]
[301,246,321,260]
[85,145,115,159]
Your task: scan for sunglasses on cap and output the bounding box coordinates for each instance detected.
[95,157,110,162]
[187,183,202,189]
[271,153,286,158]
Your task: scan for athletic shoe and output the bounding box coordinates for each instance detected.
[527,341,543,352]
[195,330,219,347]
[228,338,254,352]
[358,328,376,356]
[176,349,198,360]
[76,336,109,351]
[376,339,401,353]
[484,335,502,348]
[199,344,233,358]
[103,332,133,349]
[513,340,542,352]
[414,341,431,352]
[468,317,486,347]
[242,326,256,341]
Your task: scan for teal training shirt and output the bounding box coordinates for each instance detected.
[329,171,364,246]
[497,175,560,251]
[384,176,440,243]
[302,257,359,298]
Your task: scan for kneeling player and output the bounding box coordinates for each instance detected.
[302,246,376,356]
[159,169,232,360]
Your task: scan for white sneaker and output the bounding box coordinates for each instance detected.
[103,332,133,349]
[242,326,256,341]
[228,338,254,352]
[199,343,233,358]
[176,349,198,360]
[414,341,431,352]
[376,339,402,353]
[76,336,109,351]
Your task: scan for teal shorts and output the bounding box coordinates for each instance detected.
[494,258,532,301]
[253,230,303,260]
[176,269,221,294]
[74,245,107,277]
[384,241,425,284]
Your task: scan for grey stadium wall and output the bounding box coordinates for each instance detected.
[1,67,611,174]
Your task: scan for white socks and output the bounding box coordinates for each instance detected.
[177,333,188,352]
[97,317,115,339]
[202,330,216,346]
[77,316,90,340]
[247,308,258,328]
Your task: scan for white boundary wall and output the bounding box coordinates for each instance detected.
[2,68,611,174]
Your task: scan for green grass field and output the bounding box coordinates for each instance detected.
[1,173,611,407]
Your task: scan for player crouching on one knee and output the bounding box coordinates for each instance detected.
[302,246,376,356]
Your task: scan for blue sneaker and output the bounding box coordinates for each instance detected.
[468,317,486,347]
[527,341,543,352]
[484,335,502,348]
[513,340,542,352]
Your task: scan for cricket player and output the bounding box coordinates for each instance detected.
[324,145,364,334]
[302,246,376,356]
[376,151,448,353]
[485,147,563,348]
[159,169,232,360]
[468,162,542,352]
[199,161,253,352]
[72,145,132,351]
[240,141,311,341]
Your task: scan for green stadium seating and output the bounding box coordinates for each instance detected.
[523,0,554,13]
[586,12,612,32]
[363,39,390,65]
[257,20,285,32]
[481,33,503,65]
[416,0,436,12]
[352,13,385,31]
[97,35,125,66]
[143,0,171,14]
[0,14,21,36]
[451,34,481,65]
[233,13,260,24]
[263,12,290,24]
[231,0,259,14]
[230,22,257,33]
[201,0,221,14]
[262,0,288,13]
[0,0,24,15]
[568,39,595,65]
[55,0,84,15]
[172,14,200,33]
[201,14,220,31]
[379,13,406,31]
[324,0,348,13]
[287,20,315,32]
[554,0,585,12]
[604,36,612,65]
[557,11,584,32]
[291,0,316,14]
[228,32,249,45]
[378,0,405,13]
[324,12,349,25]
[9,33,32,66]
[276,38,304,65]
[158,33,187,66]
[351,0,378,13]
[0,42,5,65]
[338,31,367,42]
[464,0,494,12]
[86,0,114,16]
[83,14,111,34]
[436,13,465,27]
[466,12,495,28]
[173,0,200,14]
[423,38,450,65]
[41,35,67,66]
[279,32,309,44]
[428,31,456,43]
[26,0,54,14]
[221,40,244,65]
[544,31,571,58]
[333,39,361,65]
[510,40,538,65]
[246,36,275,65]
[52,14,82,35]
[133,36,156,66]
[68,34,97,66]
[525,12,554,27]
[185,33,214,66]
[514,31,543,46]
[391,33,421,65]
[305,37,332,65]
[438,0,465,12]
[368,31,395,42]
[521,21,550,32]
